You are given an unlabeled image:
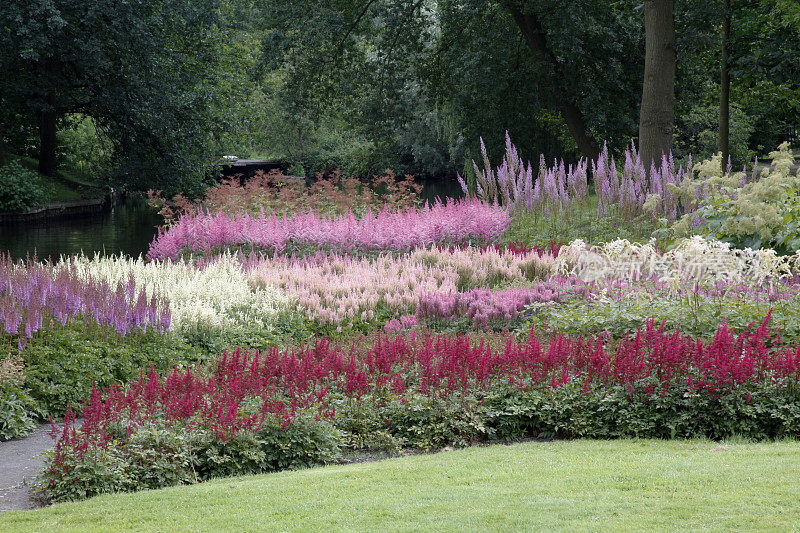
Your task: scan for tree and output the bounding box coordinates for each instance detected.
[0,0,225,191]
[719,0,731,169]
[259,0,644,172]
[502,1,607,160]
[639,0,676,168]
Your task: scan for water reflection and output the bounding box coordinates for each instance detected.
[0,178,463,260]
[0,197,164,260]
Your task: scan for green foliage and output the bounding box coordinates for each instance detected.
[385,392,492,450]
[0,0,228,194]
[196,415,340,478]
[674,142,800,253]
[21,322,201,418]
[503,196,656,248]
[674,103,756,167]
[484,379,800,441]
[0,161,51,212]
[38,446,132,504]
[38,413,341,504]
[56,115,110,175]
[0,379,39,441]
[328,394,402,452]
[516,288,800,344]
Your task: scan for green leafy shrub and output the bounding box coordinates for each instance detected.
[384,392,492,450]
[38,413,340,504]
[673,142,800,252]
[674,102,756,167]
[56,114,111,175]
[0,355,40,441]
[0,161,51,212]
[484,378,800,442]
[329,394,402,452]
[39,445,132,503]
[22,322,201,418]
[518,289,800,344]
[192,415,340,479]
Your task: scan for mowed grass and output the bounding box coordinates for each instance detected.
[3,439,800,532]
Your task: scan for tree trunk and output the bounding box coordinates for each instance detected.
[38,91,57,177]
[0,122,6,167]
[638,0,676,169]
[507,7,601,161]
[719,0,731,172]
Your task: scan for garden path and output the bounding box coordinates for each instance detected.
[0,424,54,512]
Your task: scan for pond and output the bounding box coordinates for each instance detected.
[0,178,464,260]
[0,197,164,261]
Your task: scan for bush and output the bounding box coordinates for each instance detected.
[674,102,756,167]
[0,355,39,441]
[0,161,50,212]
[39,411,341,504]
[673,142,800,252]
[22,322,200,418]
[56,114,111,175]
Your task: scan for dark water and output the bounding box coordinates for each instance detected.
[0,178,463,260]
[420,177,464,204]
[0,197,164,260]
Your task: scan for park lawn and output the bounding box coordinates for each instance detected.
[2,439,800,532]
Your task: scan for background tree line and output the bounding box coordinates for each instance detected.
[0,0,798,195]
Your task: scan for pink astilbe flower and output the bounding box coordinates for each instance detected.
[148,198,511,260]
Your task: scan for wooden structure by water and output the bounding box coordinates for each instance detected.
[218,159,298,181]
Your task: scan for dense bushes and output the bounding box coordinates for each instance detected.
[41,410,340,503]
[22,322,200,418]
[0,161,50,212]
[38,315,800,502]
[0,355,39,440]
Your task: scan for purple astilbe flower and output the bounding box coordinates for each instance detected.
[456,173,468,195]
[416,280,587,328]
[0,256,168,344]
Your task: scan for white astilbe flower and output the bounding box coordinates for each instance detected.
[60,253,292,334]
[556,236,798,286]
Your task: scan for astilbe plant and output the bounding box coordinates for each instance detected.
[672,142,800,252]
[592,141,700,223]
[148,169,423,223]
[0,255,169,350]
[147,198,511,260]
[416,280,590,329]
[245,245,557,328]
[460,131,589,217]
[495,240,562,257]
[557,236,800,286]
[41,312,800,501]
[62,253,291,335]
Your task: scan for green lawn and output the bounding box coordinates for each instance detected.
[3,439,800,532]
[10,154,106,203]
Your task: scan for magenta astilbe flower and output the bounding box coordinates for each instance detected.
[148,198,511,260]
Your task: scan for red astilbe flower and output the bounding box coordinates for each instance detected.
[47,313,800,473]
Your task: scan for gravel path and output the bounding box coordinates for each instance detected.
[0,424,56,512]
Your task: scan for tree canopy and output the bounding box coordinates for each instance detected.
[0,0,797,191]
